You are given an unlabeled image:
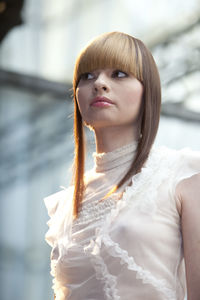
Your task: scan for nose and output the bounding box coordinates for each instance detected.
[93,73,109,93]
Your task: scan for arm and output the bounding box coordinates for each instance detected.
[176,173,200,300]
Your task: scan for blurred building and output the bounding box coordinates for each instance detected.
[0,0,199,299]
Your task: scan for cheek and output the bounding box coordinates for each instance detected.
[120,84,143,122]
[75,87,92,125]
[75,88,85,114]
[125,85,143,106]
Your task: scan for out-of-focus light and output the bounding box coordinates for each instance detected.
[0,2,6,14]
[184,93,200,113]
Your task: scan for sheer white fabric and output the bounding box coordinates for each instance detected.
[44,143,200,300]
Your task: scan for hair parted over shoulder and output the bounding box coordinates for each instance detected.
[72,31,161,218]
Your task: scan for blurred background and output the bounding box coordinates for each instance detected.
[0,0,200,299]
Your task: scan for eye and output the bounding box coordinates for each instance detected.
[80,72,94,80]
[112,70,128,78]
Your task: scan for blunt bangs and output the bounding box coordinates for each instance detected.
[73,32,143,91]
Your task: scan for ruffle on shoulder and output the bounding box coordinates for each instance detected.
[171,148,200,192]
[169,148,200,212]
[44,186,74,247]
[179,147,200,175]
[83,146,181,300]
[118,146,179,215]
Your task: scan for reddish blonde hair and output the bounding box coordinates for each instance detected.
[72,32,161,218]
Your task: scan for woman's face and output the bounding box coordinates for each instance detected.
[76,68,143,131]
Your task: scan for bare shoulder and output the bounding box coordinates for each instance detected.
[176,173,200,300]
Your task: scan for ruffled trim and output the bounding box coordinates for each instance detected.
[51,256,73,300]
[84,232,176,300]
[103,234,176,299]
[45,146,199,299]
[84,240,120,300]
[44,186,74,247]
[172,147,200,188]
[74,146,178,228]
[84,147,179,299]
[44,186,75,298]
[120,146,178,214]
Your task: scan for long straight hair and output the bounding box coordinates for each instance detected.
[72,32,161,218]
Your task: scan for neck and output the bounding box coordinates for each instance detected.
[94,125,139,153]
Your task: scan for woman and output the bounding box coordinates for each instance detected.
[44,32,200,300]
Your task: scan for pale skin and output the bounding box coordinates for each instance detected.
[76,68,143,153]
[76,68,200,299]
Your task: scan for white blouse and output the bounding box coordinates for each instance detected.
[44,142,200,300]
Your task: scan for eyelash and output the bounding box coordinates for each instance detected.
[80,70,128,80]
[80,73,93,80]
[112,70,127,78]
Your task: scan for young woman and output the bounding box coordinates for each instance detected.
[44,32,200,300]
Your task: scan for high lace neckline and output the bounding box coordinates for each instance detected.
[93,141,138,172]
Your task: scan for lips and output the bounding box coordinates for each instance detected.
[90,96,114,106]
